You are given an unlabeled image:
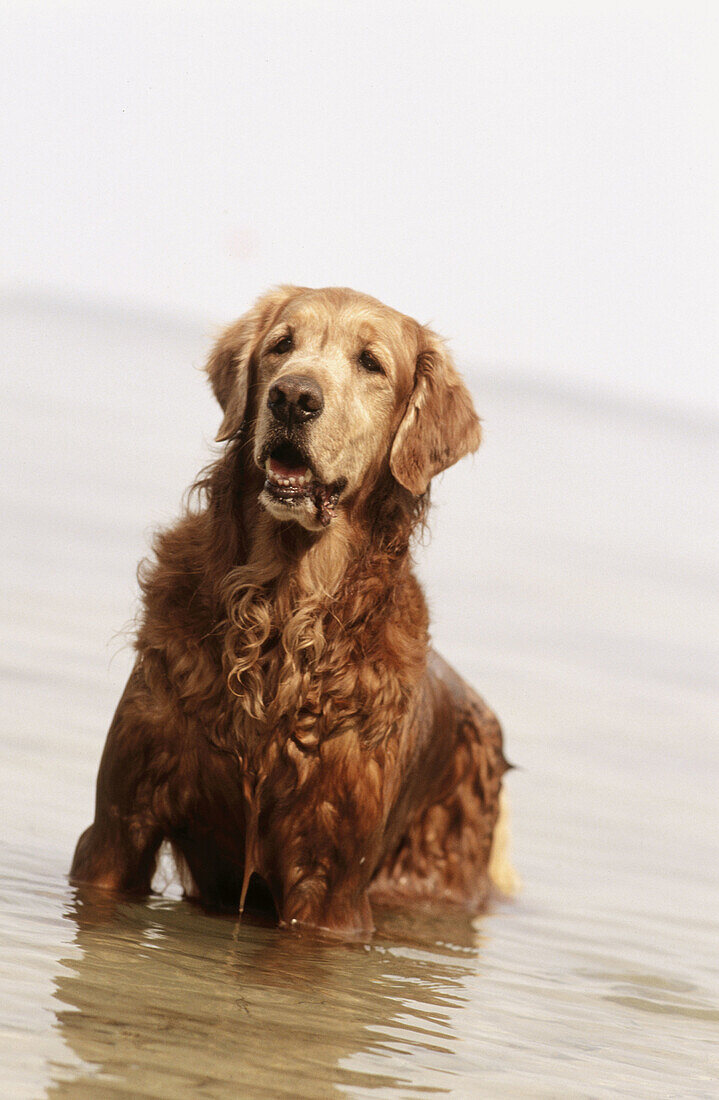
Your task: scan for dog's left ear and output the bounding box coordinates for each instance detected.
[390,331,481,495]
[207,285,302,442]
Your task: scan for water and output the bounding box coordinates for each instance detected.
[2,297,718,1097]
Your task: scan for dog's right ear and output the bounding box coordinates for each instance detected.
[207,285,302,442]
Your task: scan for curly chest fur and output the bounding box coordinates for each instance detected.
[223,566,429,763]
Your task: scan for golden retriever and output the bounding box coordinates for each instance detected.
[71,286,513,933]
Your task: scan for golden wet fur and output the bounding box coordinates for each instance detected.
[71,286,514,934]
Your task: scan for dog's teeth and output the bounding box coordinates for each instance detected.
[265,460,314,489]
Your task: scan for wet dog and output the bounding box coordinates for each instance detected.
[71,285,514,933]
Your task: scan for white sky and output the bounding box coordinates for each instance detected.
[2,1,717,414]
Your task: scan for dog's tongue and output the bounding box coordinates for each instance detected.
[269,457,308,479]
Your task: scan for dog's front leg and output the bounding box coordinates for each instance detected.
[280,868,375,936]
[70,662,165,895]
[268,745,384,936]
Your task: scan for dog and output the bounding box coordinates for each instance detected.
[71,285,514,934]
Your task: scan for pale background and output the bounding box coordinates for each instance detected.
[2,0,717,416]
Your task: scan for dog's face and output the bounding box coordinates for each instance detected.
[253,290,420,529]
[207,286,481,531]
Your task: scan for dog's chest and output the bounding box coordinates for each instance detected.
[223,584,418,758]
[234,643,409,762]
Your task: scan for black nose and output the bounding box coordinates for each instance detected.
[267,374,324,427]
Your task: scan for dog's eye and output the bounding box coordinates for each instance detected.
[359,349,384,375]
[270,333,293,355]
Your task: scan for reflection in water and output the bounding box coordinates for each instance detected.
[49,890,484,1097]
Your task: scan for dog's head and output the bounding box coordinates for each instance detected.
[207,286,481,531]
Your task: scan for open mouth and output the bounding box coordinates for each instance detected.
[262,442,345,527]
[265,441,314,493]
